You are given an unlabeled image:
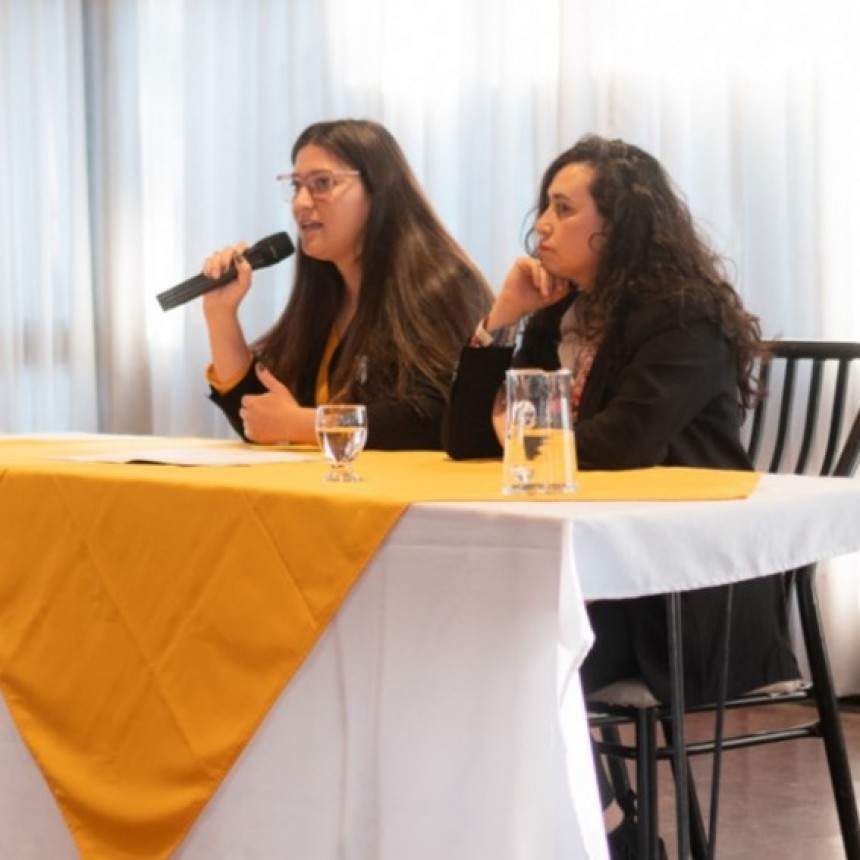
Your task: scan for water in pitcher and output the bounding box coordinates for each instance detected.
[503,427,577,494]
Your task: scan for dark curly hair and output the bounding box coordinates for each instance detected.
[527,134,764,409]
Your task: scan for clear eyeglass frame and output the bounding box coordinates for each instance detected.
[275,169,361,202]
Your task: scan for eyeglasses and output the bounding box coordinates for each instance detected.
[276,169,361,202]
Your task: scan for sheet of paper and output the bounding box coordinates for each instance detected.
[53,446,319,467]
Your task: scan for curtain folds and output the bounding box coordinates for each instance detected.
[2,0,860,686]
[1,0,97,432]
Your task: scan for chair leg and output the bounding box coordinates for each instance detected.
[797,569,860,860]
[599,724,636,808]
[635,708,661,859]
[661,718,709,860]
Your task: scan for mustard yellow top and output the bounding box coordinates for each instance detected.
[314,326,341,405]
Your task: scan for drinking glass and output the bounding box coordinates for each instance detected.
[314,404,368,482]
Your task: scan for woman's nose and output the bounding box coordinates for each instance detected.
[292,183,315,212]
[535,214,552,236]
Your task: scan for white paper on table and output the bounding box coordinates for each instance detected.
[52,447,319,467]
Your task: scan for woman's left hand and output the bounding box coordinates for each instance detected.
[239,365,313,444]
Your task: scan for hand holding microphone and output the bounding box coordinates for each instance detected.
[156,231,295,311]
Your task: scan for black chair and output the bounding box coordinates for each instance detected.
[587,339,860,859]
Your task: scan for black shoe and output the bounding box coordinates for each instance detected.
[607,811,668,860]
[607,813,638,859]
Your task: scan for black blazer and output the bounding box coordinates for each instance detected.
[443,292,751,471]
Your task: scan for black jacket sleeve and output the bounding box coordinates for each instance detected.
[441,298,571,460]
[441,344,515,459]
[208,364,265,442]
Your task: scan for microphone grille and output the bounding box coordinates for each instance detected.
[251,232,295,268]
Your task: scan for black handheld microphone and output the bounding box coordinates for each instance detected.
[156,231,295,311]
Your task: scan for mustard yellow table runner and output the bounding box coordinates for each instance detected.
[0,437,759,859]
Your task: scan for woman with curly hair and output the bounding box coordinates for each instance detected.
[442,134,799,857]
[202,119,492,449]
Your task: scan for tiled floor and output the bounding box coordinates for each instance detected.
[626,701,860,858]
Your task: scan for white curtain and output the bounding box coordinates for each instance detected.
[2,0,860,686]
[1,0,97,432]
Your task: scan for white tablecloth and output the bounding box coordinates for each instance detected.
[2,473,860,859]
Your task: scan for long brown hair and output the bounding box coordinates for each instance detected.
[528,134,764,409]
[254,119,492,406]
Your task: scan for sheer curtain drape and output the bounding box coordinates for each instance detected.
[3,0,860,686]
[1,0,97,432]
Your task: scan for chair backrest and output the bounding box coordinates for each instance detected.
[745,340,860,479]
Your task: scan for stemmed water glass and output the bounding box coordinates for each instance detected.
[314,404,368,482]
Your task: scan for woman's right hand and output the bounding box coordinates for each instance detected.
[486,257,571,329]
[201,242,252,314]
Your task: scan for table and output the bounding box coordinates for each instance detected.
[2,437,860,859]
